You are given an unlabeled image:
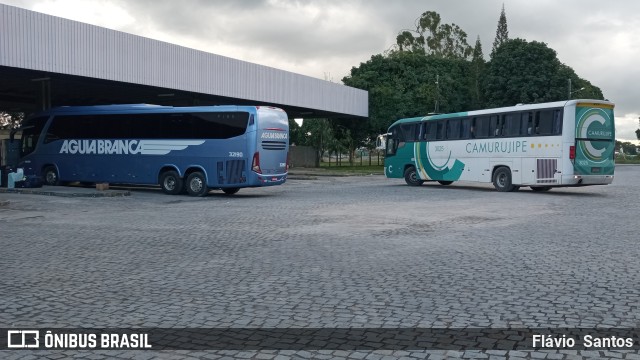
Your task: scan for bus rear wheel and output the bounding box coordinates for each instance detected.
[438,181,453,185]
[160,170,184,195]
[186,171,209,197]
[531,186,552,192]
[43,166,60,186]
[222,188,240,195]
[404,166,424,186]
[493,167,517,192]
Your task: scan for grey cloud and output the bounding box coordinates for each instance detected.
[4,0,639,138]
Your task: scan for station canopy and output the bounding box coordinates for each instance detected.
[0,4,368,120]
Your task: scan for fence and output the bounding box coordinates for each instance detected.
[322,150,385,167]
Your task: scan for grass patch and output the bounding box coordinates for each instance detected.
[311,163,384,174]
[615,156,640,164]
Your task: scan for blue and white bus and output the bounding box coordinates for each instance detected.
[14,104,289,196]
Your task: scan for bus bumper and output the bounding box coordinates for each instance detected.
[561,174,614,185]
[256,173,287,186]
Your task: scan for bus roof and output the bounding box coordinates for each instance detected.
[388,99,614,128]
[29,104,274,116]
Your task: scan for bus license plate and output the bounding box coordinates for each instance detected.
[591,167,601,173]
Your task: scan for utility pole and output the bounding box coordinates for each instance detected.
[434,74,440,113]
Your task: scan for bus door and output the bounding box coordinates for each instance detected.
[573,104,615,176]
[255,108,289,179]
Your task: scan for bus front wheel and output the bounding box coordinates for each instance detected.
[438,181,453,185]
[186,171,209,197]
[404,166,424,186]
[160,170,184,195]
[493,167,517,192]
[43,166,60,186]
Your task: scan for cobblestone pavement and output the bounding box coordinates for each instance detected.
[1,166,639,359]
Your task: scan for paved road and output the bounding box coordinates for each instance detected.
[1,166,639,359]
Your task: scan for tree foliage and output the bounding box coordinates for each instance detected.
[470,36,486,109]
[343,51,474,137]
[0,112,24,129]
[288,118,303,146]
[298,119,335,166]
[491,4,509,56]
[483,39,603,107]
[395,11,472,59]
[616,140,639,155]
[341,8,608,157]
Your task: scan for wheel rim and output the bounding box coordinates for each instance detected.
[409,171,418,183]
[46,171,57,184]
[497,173,507,187]
[164,176,176,191]
[190,177,203,193]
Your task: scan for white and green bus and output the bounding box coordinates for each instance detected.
[383,100,615,192]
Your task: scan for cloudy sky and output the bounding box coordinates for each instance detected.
[2,0,639,142]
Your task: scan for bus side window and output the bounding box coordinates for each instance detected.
[424,122,436,141]
[536,110,554,135]
[520,112,532,136]
[45,116,73,143]
[523,112,533,135]
[504,113,520,137]
[417,122,424,140]
[400,123,418,142]
[489,115,501,137]
[461,118,472,139]
[474,116,489,138]
[435,121,445,140]
[447,119,461,140]
[44,123,61,143]
[552,109,563,135]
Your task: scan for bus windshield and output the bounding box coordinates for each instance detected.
[20,116,48,157]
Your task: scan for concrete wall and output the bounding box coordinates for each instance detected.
[289,146,317,168]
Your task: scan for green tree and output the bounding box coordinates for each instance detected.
[483,38,603,107]
[395,11,472,59]
[345,9,607,153]
[328,117,373,166]
[615,140,638,155]
[558,64,603,100]
[470,36,486,109]
[343,51,474,137]
[636,118,640,140]
[299,119,335,167]
[491,4,509,56]
[287,118,303,146]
